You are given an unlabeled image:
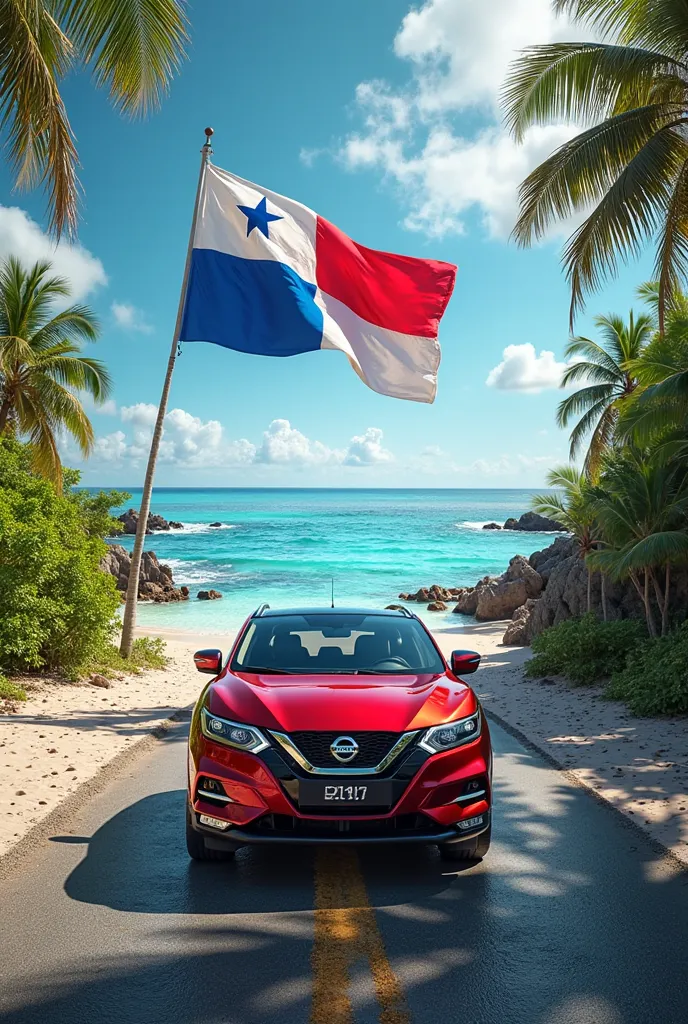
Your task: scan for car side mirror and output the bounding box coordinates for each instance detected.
[194,649,223,675]
[451,650,480,676]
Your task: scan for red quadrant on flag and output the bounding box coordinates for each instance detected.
[315,216,457,337]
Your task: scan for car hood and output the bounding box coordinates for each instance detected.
[206,671,475,733]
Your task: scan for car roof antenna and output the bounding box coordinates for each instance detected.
[331,577,335,608]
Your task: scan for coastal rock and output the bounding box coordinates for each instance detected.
[198,589,223,600]
[502,600,538,646]
[503,512,566,533]
[398,593,410,600]
[453,588,479,615]
[100,545,189,603]
[475,579,530,621]
[427,601,447,611]
[169,521,184,530]
[110,509,172,536]
[529,536,578,581]
[482,522,501,530]
[504,555,544,598]
[209,522,223,528]
[89,674,112,689]
[471,558,543,622]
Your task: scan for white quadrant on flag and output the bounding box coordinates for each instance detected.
[194,164,318,285]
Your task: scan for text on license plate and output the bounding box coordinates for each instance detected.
[324,785,368,801]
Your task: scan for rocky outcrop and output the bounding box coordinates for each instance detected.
[401,585,460,603]
[111,510,184,535]
[483,522,501,530]
[198,590,223,600]
[475,558,543,622]
[503,511,566,533]
[100,544,189,603]
[450,557,543,622]
[502,599,538,646]
[427,601,447,611]
[209,522,223,528]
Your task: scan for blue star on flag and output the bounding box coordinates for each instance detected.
[237,196,283,239]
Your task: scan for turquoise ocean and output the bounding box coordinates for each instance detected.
[104,488,557,635]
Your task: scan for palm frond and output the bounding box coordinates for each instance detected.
[557,384,615,427]
[55,0,189,116]
[503,41,685,142]
[0,1,79,235]
[563,126,688,325]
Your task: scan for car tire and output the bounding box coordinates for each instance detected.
[186,805,235,862]
[439,824,491,862]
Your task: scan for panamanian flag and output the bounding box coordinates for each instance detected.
[179,163,457,403]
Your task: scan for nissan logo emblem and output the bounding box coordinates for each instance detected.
[330,736,359,763]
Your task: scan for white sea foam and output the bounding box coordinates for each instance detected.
[150,522,238,535]
[457,521,495,531]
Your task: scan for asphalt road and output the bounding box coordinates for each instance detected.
[0,719,686,1024]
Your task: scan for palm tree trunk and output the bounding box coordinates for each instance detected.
[0,396,12,433]
[586,566,592,614]
[630,571,656,638]
[662,563,671,636]
[601,573,607,622]
[643,570,657,638]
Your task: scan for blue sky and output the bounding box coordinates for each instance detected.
[0,0,654,487]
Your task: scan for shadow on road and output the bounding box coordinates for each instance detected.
[1,726,687,1023]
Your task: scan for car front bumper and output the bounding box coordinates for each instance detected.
[187,718,492,847]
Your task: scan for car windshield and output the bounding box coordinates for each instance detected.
[231,613,445,675]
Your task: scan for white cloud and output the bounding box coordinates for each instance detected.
[255,419,339,466]
[343,427,394,466]
[93,431,128,463]
[120,403,158,427]
[86,412,394,473]
[111,301,153,334]
[486,343,569,392]
[0,205,106,300]
[393,0,583,113]
[327,0,589,239]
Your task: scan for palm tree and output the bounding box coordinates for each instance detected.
[588,449,688,635]
[0,257,112,487]
[619,312,688,451]
[502,0,688,329]
[557,311,653,478]
[1,0,188,236]
[531,465,603,613]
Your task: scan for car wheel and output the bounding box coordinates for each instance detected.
[439,824,491,862]
[186,804,235,862]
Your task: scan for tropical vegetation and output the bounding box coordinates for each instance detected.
[503,0,688,327]
[0,257,112,488]
[1,0,188,235]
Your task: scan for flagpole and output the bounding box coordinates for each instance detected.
[119,127,214,658]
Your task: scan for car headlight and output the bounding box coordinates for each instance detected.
[419,709,481,753]
[201,707,270,753]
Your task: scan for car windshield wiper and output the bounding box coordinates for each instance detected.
[236,666,297,675]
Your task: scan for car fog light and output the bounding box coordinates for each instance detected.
[457,815,484,831]
[199,814,231,830]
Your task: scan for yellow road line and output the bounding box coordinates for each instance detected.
[311,846,411,1024]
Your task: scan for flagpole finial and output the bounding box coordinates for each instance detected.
[204,127,214,140]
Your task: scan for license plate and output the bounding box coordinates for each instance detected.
[299,780,393,808]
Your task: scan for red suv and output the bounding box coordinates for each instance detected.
[186,606,492,862]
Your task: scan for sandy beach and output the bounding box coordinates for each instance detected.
[1,621,687,866]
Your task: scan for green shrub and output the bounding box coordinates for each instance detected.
[525,614,647,686]
[0,439,128,675]
[606,621,688,715]
[0,675,27,702]
[86,636,169,678]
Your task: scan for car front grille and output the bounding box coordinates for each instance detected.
[287,731,401,769]
[248,812,445,839]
